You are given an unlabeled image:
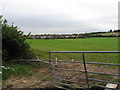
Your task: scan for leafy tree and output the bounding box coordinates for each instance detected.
[109,29,112,32]
[83,33,92,38]
[1,16,35,60]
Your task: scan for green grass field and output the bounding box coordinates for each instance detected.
[27,37,119,64]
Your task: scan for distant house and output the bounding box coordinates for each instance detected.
[28,35,36,39]
[28,34,88,39]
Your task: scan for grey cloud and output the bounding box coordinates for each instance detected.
[3,4,117,34]
[4,13,89,29]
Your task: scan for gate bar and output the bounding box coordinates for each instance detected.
[50,60,120,66]
[49,51,120,89]
[82,53,89,88]
[49,51,120,53]
[49,52,56,87]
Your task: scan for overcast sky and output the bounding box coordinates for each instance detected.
[1,0,119,34]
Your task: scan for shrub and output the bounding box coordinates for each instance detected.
[1,16,35,60]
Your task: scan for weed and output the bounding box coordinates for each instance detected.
[6,84,14,88]
[42,76,52,81]
[2,62,33,80]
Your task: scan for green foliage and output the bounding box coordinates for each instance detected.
[83,33,92,37]
[42,76,52,81]
[1,16,35,60]
[6,84,14,88]
[2,62,33,80]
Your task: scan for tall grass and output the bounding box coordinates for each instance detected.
[2,62,33,80]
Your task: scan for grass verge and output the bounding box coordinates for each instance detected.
[2,62,33,80]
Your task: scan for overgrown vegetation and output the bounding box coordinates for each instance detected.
[1,15,37,81]
[1,15,35,60]
[2,62,33,80]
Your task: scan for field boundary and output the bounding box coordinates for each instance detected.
[14,59,49,64]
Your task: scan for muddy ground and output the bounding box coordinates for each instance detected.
[2,63,54,88]
[2,61,119,89]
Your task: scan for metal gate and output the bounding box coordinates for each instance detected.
[49,51,120,89]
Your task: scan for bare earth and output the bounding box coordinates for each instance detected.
[2,62,119,88]
[2,66,54,88]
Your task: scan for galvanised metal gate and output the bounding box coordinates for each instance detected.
[49,51,120,89]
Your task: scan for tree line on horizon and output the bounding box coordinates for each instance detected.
[28,30,120,39]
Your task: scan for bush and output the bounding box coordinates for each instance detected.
[1,16,35,60]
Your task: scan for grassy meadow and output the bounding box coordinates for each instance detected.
[27,37,119,64]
